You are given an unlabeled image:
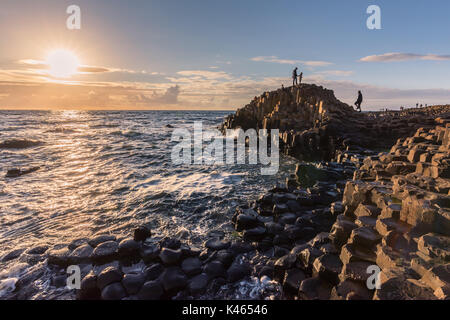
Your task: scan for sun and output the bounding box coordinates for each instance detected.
[46,50,80,78]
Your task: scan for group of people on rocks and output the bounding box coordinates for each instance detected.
[292,67,303,86]
[290,67,363,112]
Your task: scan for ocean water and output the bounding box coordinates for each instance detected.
[0,110,297,299]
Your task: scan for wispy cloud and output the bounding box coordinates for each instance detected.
[17,59,155,75]
[251,56,332,67]
[176,70,233,80]
[360,52,450,62]
[312,70,354,77]
[78,66,111,73]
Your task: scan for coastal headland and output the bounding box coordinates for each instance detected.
[5,84,449,300]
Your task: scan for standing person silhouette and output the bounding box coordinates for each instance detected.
[355,90,363,112]
[292,67,298,86]
[298,72,303,85]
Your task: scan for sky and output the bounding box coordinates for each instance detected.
[1,0,450,110]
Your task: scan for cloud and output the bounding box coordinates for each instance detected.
[0,80,183,109]
[312,70,354,77]
[17,59,157,76]
[77,66,111,73]
[360,52,450,62]
[18,59,49,70]
[158,85,180,104]
[176,70,233,80]
[251,56,332,67]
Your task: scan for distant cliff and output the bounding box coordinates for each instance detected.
[221,84,450,161]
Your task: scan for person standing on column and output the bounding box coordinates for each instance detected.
[355,90,363,112]
[292,67,298,86]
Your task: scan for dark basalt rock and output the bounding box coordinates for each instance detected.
[180,246,200,258]
[204,261,226,279]
[138,280,164,300]
[78,271,100,300]
[286,200,302,213]
[258,193,273,205]
[273,234,291,246]
[68,238,88,250]
[101,282,127,300]
[0,139,42,149]
[274,247,290,257]
[47,247,71,266]
[229,241,254,254]
[273,203,289,215]
[25,245,49,255]
[88,235,116,248]
[140,244,160,263]
[298,276,332,300]
[144,263,164,281]
[181,257,202,276]
[274,254,297,271]
[313,253,343,285]
[188,273,209,295]
[91,241,118,263]
[204,238,230,251]
[1,249,24,262]
[118,239,140,258]
[159,248,183,265]
[69,244,94,264]
[331,279,371,300]
[299,246,323,269]
[300,227,318,241]
[6,167,39,178]
[243,227,266,241]
[235,214,259,231]
[265,222,284,235]
[133,225,151,242]
[215,250,234,268]
[284,225,304,240]
[227,262,252,282]
[159,237,181,250]
[97,266,123,290]
[278,213,297,225]
[160,267,188,294]
[122,273,146,295]
[258,265,275,278]
[283,268,306,294]
[51,274,67,288]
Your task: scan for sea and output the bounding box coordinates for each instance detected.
[0,110,298,299]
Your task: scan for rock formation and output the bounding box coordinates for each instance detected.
[223,85,450,300]
[221,84,450,161]
[231,122,450,300]
[5,84,448,300]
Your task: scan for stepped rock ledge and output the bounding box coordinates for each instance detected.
[221,84,450,161]
[222,83,450,300]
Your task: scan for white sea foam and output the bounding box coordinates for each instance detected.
[0,262,29,298]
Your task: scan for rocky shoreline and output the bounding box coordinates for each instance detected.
[2,84,449,300]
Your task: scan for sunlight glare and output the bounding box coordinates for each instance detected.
[46,50,80,78]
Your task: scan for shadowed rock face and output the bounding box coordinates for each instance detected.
[221,84,450,161]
